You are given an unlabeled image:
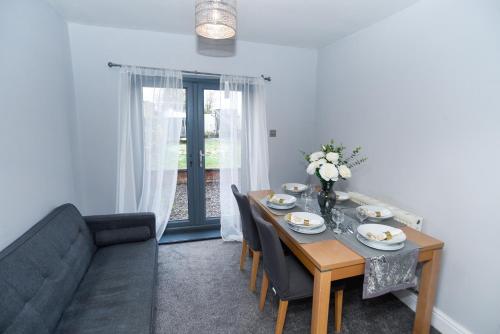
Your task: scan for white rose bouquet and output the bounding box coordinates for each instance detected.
[304,140,367,192]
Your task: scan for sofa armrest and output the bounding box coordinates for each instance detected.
[84,212,156,247]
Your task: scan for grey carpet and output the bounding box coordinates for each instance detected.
[156,239,439,334]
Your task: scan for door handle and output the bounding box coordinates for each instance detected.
[199,150,205,168]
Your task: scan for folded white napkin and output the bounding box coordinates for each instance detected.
[358,206,391,218]
[283,183,306,192]
[285,213,321,227]
[365,227,403,241]
[268,194,294,205]
[349,192,423,231]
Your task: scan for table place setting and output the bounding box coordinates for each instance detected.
[266,192,297,210]
[281,182,308,195]
[356,205,394,223]
[357,223,406,250]
[285,212,326,234]
[260,191,300,216]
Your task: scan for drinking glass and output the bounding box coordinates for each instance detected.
[332,209,344,234]
[301,190,312,212]
[302,184,312,197]
[307,184,318,212]
[356,207,369,223]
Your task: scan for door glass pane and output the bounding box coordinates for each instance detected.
[204,90,221,219]
[144,87,189,222]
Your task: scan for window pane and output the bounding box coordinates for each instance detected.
[204,90,221,219]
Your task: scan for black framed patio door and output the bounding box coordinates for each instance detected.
[167,77,221,232]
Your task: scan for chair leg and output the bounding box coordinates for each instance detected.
[249,250,261,292]
[240,239,248,271]
[275,300,289,334]
[334,288,344,333]
[259,272,269,311]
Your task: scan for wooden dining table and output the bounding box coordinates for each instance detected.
[249,190,444,334]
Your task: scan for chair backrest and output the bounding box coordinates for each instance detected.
[231,185,261,251]
[251,207,289,296]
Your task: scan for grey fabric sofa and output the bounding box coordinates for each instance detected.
[0,203,158,334]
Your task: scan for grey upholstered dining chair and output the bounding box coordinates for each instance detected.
[251,207,345,334]
[231,184,262,292]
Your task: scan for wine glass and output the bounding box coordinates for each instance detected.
[332,209,344,234]
[301,186,314,212]
[356,207,369,223]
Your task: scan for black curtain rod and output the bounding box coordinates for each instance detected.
[107,62,271,82]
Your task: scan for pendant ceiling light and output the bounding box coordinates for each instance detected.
[195,0,237,40]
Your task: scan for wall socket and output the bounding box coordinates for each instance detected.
[269,129,277,137]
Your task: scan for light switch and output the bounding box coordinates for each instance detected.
[269,129,277,137]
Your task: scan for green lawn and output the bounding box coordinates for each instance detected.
[178,138,221,169]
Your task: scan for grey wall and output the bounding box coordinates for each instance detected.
[67,23,318,214]
[316,0,500,332]
[0,0,78,250]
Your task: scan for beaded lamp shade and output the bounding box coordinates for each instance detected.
[195,0,237,40]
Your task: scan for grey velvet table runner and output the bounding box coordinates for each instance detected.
[259,195,419,298]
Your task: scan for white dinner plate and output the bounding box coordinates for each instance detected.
[266,202,296,210]
[282,183,308,193]
[335,191,350,202]
[289,223,326,235]
[267,193,297,205]
[356,233,404,251]
[285,212,324,229]
[357,224,406,245]
[357,205,393,221]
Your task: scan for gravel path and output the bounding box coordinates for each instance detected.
[170,181,221,221]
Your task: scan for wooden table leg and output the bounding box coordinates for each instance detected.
[413,249,442,334]
[311,269,331,334]
[334,289,343,333]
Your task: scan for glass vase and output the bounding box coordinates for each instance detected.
[317,182,336,216]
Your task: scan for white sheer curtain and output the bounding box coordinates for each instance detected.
[219,75,270,241]
[116,66,184,239]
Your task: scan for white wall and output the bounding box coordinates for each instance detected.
[67,23,318,214]
[0,0,78,250]
[316,0,500,333]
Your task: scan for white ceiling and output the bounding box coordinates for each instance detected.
[47,0,419,48]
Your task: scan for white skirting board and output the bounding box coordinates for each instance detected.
[392,290,473,334]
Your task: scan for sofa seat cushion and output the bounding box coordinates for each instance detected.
[55,239,158,334]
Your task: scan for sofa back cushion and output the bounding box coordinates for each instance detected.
[0,204,95,334]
